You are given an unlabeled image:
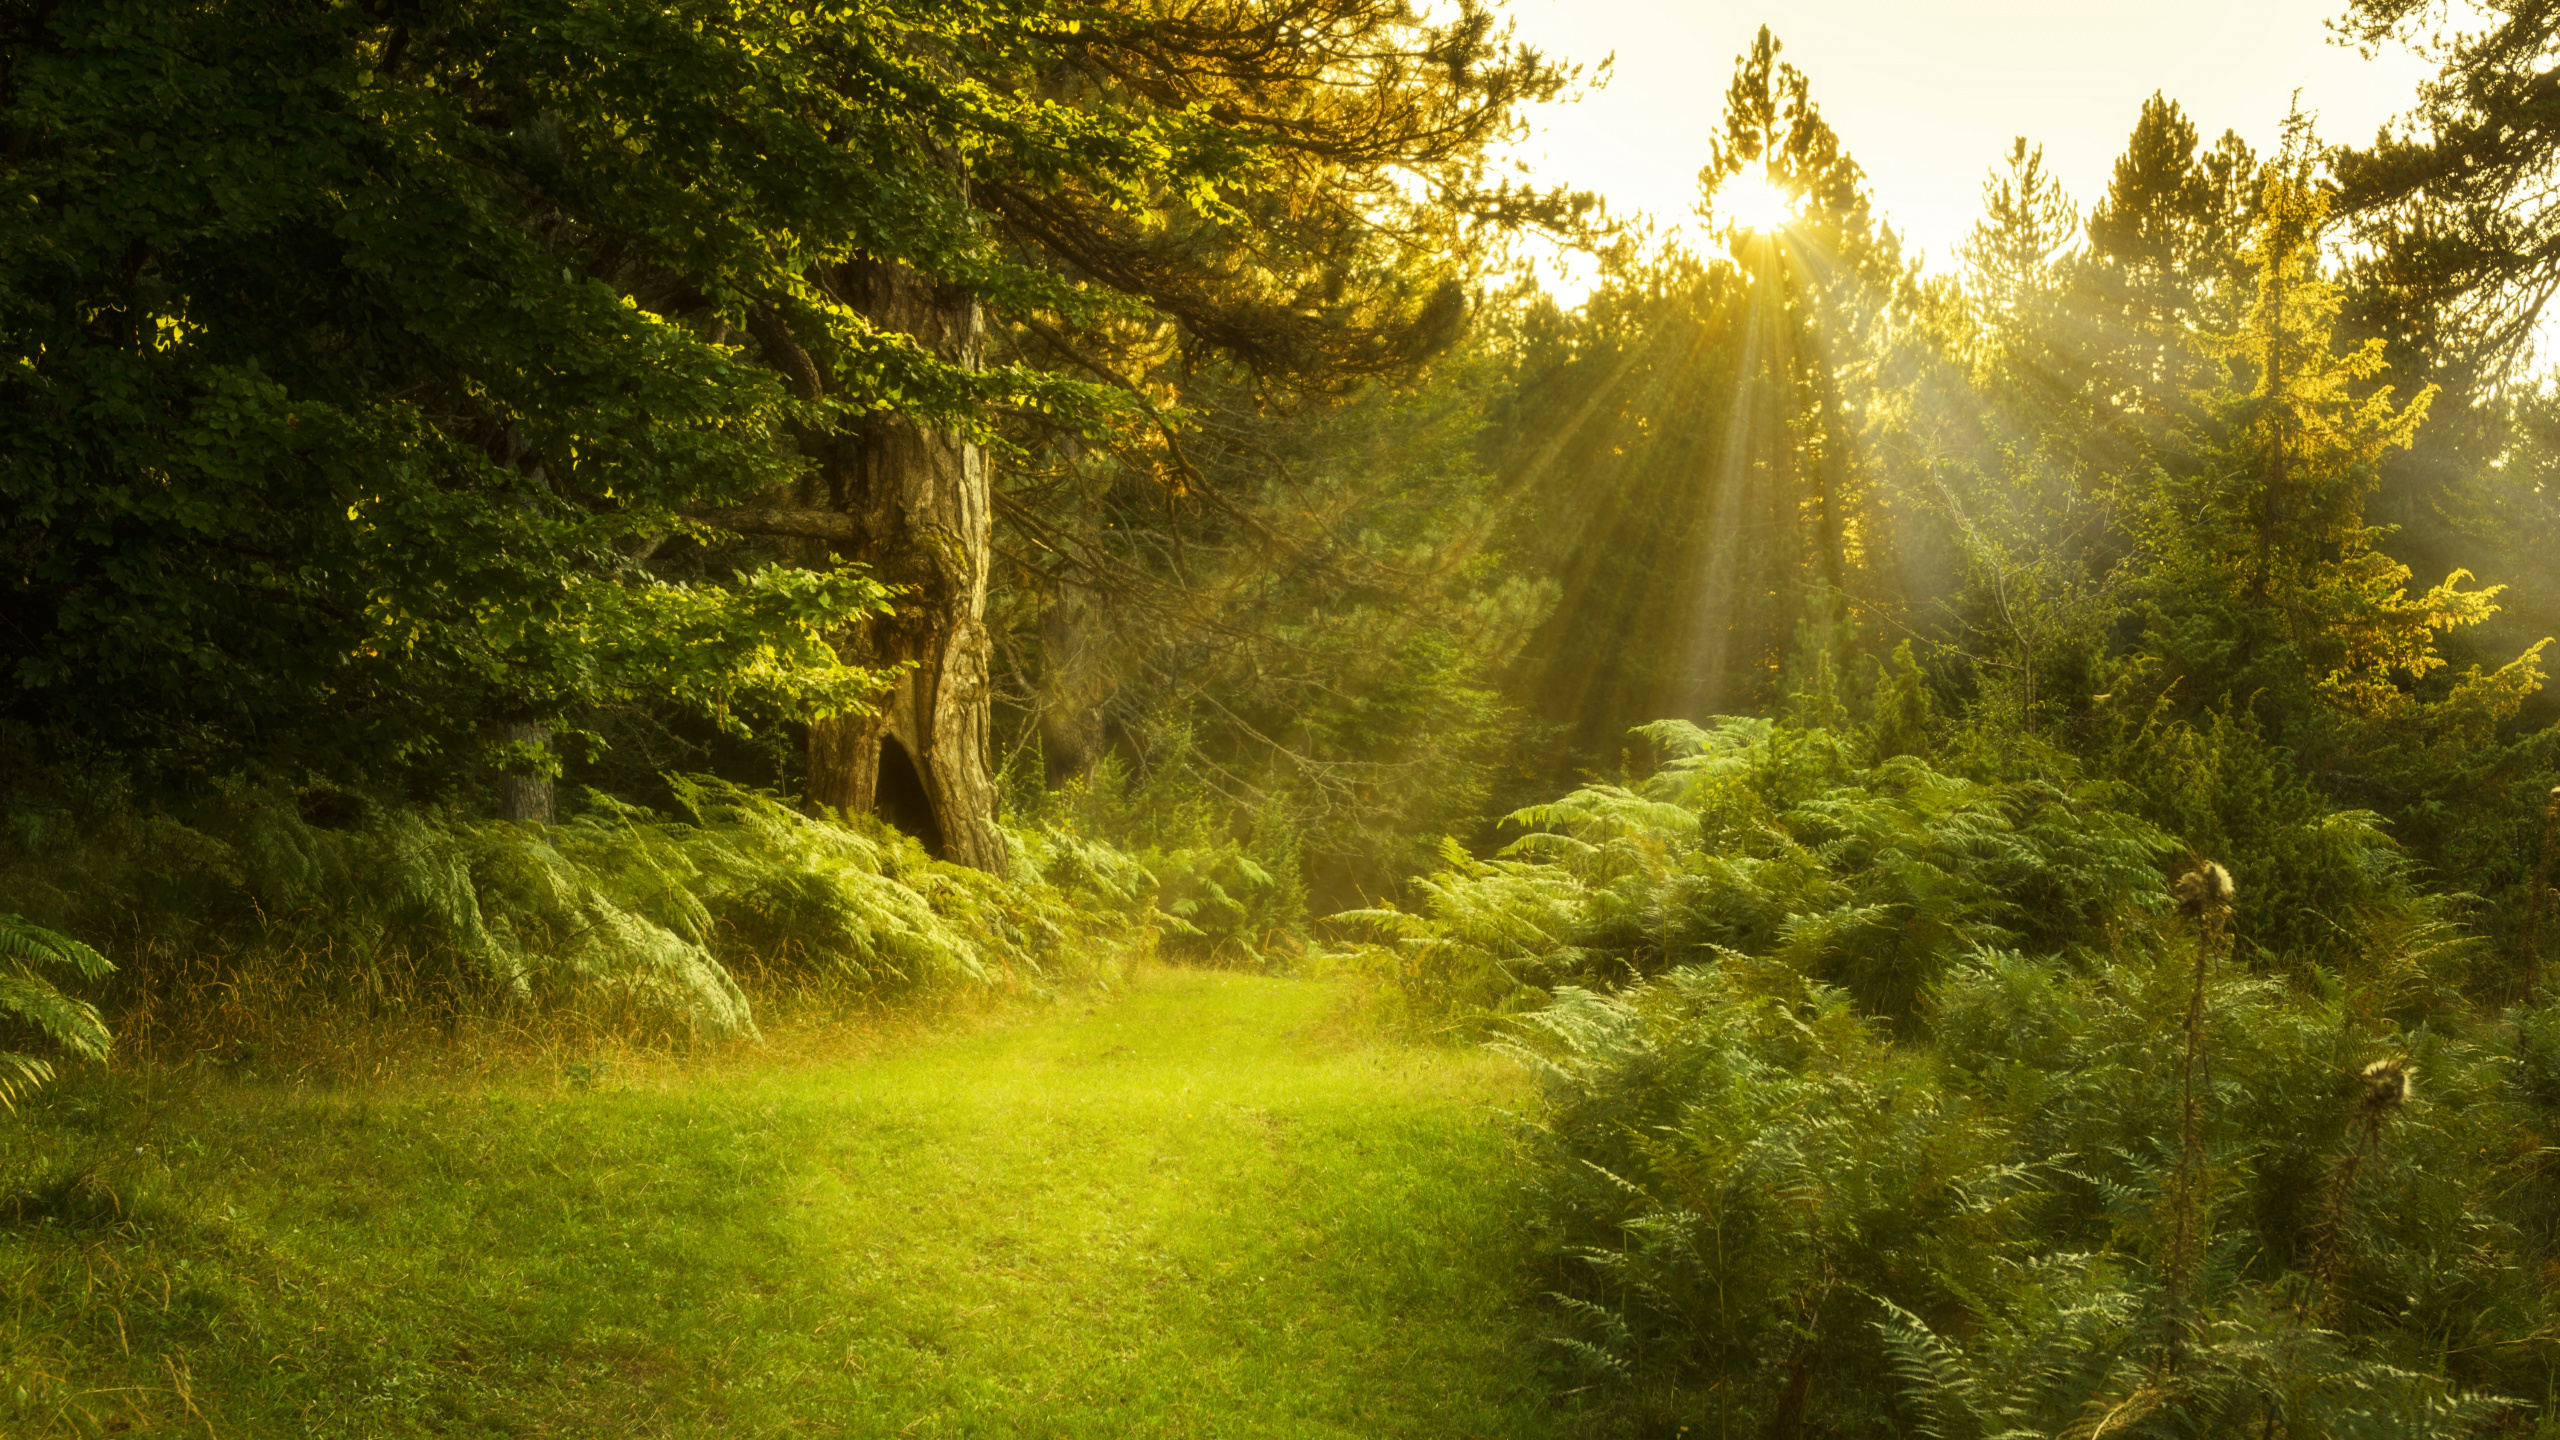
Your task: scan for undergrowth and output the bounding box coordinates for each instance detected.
[0,775,1168,1083]
[1337,716,2556,1431]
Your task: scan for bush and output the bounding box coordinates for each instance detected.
[1509,934,2540,1431]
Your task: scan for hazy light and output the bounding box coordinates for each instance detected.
[1712,170,1794,233]
[1496,0,2450,303]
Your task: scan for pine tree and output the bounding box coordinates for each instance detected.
[2079,94,2258,436]
[1961,138,2079,338]
[2335,0,2560,376]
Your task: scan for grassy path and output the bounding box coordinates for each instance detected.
[3,969,1580,1437]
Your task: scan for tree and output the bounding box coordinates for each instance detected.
[909,0,1581,865]
[2327,4,2560,738]
[1961,138,2079,340]
[1485,29,1916,785]
[2334,0,2560,379]
[2125,158,2548,848]
[2,0,1580,869]
[988,341,1551,904]
[2076,94,2258,447]
[1,0,974,801]
[567,0,1584,868]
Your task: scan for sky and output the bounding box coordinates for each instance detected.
[1495,0,2444,291]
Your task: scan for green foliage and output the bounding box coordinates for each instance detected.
[1507,967,2043,1432]
[995,349,1552,913]
[1337,695,2555,1426]
[1485,30,1917,786]
[1,0,1581,792]
[1504,888,2546,1430]
[2,0,967,779]
[1340,718,2173,1027]
[0,916,113,1110]
[1017,745,1310,967]
[0,776,1160,1048]
[2335,0,2560,372]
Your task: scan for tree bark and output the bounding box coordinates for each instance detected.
[794,261,1009,872]
[496,721,555,825]
[1035,584,1116,787]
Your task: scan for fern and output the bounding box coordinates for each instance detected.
[1453,717,2553,1428]
[1338,718,2175,1026]
[0,913,113,1109]
[0,776,1164,1048]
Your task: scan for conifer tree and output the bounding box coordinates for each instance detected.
[2079,95,2258,439]
[1961,138,2079,340]
[2140,159,2544,762]
[2335,0,2560,376]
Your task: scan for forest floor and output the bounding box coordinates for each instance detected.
[1,967,1592,1438]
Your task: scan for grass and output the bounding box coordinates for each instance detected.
[1,967,1590,1437]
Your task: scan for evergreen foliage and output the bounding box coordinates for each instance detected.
[1485,29,1915,785]
[992,352,1551,912]
[14,4,2560,1432]
[1408,52,2560,1414]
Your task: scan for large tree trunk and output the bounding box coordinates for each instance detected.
[794,261,1008,872]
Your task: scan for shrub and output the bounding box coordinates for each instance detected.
[1338,718,2173,1027]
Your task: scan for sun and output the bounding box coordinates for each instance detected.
[1711,169,1795,233]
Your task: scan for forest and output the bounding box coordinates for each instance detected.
[7,0,2560,1433]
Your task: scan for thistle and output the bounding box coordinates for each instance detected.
[2312,1054,2416,1321]
[2357,1054,2413,1116]
[2165,859,2235,1364]
[2174,859,2236,925]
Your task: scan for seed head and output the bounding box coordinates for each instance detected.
[2176,860,2236,919]
[2358,1055,2413,1116]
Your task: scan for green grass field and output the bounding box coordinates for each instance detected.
[2,968,1590,1437]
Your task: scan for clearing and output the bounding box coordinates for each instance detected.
[3,967,1585,1438]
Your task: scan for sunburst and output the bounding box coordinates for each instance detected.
[1711,169,1795,233]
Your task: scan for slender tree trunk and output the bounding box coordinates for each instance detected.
[2252,262,2287,608]
[2523,787,2560,993]
[797,260,1008,872]
[496,721,555,826]
[1035,584,1115,787]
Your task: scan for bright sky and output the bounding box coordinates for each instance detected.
[1497,0,2443,291]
